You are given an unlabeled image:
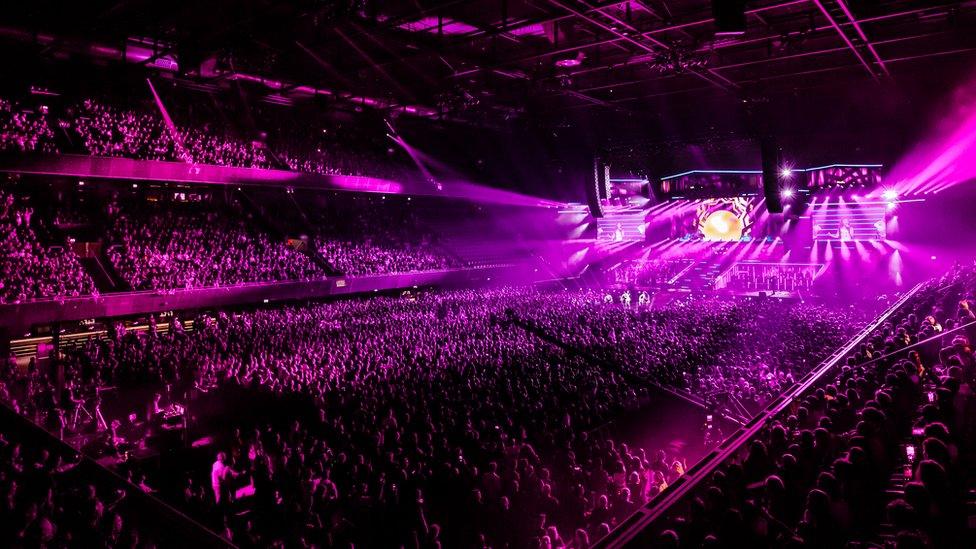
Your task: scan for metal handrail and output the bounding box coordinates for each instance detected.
[596,282,924,548]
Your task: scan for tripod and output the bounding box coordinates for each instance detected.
[70,396,93,430]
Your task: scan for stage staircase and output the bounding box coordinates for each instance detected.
[669,259,725,291]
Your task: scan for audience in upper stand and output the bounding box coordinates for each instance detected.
[0,98,59,154]
[69,99,175,161]
[1,94,414,179]
[0,190,95,303]
[306,195,464,275]
[105,196,325,290]
[0,187,484,296]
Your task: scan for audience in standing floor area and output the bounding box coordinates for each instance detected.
[1,284,883,547]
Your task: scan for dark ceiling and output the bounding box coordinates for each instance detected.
[3,0,975,126]
[1,0,976,200]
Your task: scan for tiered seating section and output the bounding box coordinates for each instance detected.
[0,190,95,303]
[0,188,494,301]
[105,198,324,290]
[0,419,145,546]
[0,94,408,179]
[640,264,976,547]
[304,195,463,275]
[0,98,58,154]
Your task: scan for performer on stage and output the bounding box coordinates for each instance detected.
[638,291,649,306]
[620,291,632,307]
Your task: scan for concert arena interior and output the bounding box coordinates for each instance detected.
[2,1,976,547]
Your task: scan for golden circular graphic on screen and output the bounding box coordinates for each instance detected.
[701,209,744,241]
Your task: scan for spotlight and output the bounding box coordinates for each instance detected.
[779,167,793,178]
[780,188,794,199]
[882,189,898,201]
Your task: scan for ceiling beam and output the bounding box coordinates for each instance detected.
[334,26,416,101]
[834,0,890,76]
[811,0,879,80]
[545,0,738,92]
[574,28,950,94]
[449,0,811,80]
[563,42,976,111]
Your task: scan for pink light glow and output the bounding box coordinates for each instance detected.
[330,175,403,194]
[508,23,548,37]
[398,17,478,35]
[886,73,976,195]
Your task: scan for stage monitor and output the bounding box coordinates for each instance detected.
[811,200,887,241]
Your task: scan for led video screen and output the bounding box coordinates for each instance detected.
[812,202,887,241]
[597,208,648,242]
[670,197,758,242]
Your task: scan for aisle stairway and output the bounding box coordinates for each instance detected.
[79,255,121,292]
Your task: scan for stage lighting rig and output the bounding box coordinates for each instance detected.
[647,48,709,74]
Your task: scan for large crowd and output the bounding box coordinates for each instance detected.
[648,264,976,547]
[0,190,95,303]
[105,197,325,290]
[0,98,59,154]
[0,187,484,299]
[0,282,884,547]
[0,95,411,180]
[307,196,463,275]
[513,290,870,411]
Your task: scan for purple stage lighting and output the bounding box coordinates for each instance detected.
[881,189,898,201]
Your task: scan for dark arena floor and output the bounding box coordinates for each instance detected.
[2,1,976,548]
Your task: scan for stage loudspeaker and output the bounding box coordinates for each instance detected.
[597,160,609,200]
[642,177,654,201]
[713,0,747,35]
[586,157,605,218]
[648,171,666,202]
[762,137,784,214]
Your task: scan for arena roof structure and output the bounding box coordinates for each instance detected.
[3,0,975,132]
